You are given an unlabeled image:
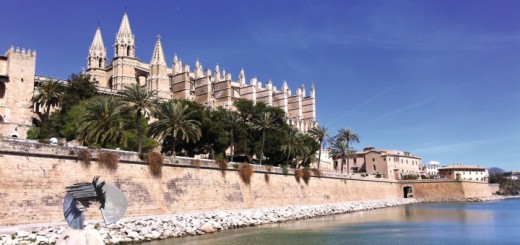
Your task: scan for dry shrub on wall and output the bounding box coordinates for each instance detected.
[302,168,311,185]
[97,152,119,171]
[239,163,254,184]
[77,149,92,167]
[147,152,164,177]
[294,169,303,183]
[191,159,201,169]
[311,168,322,178]
[216,159,228,177]
[264,165,272,183]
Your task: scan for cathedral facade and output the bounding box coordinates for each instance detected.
[87,13,317,132]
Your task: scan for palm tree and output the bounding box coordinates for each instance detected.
[31,79,63,122]
[328,138,353,174]
[223,110,241,162]
[252,112,277,165]
[308,125,328,170]
[118,84,157,153]
[77,97,127,148]
[335,128,360,174]
[148,100,201,156]
[281,129,305,166]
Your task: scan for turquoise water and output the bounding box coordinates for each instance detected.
[147,198,520,245]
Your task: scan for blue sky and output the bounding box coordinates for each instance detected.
[1,0,519,170]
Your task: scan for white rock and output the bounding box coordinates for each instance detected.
[199,223,215,233]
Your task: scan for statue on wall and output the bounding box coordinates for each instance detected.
[63,176,128,229]
[58,177,127,245]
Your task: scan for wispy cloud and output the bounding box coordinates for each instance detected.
[325,86,395,127]
[412,139,495,155]
[368,97,434,124]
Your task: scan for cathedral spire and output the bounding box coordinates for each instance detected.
[114,12,135,58]
[87,27,106,69]
[150,35,166,66]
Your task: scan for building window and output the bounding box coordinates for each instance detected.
[373,165,376,171]
[372,158,375,162]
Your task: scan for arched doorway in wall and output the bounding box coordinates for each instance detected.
[0,82,5,99]
[0,114,4,123]
[108,77,114,90]
[403,186,413,198]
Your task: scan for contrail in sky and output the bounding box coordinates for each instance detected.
[325,86,395,127]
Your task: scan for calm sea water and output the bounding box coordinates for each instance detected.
[146,198,520,245]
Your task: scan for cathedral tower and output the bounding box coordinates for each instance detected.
[111,13,139,90]
[148,35,170,99]
[114,13,135,58]
[86,27,107,86]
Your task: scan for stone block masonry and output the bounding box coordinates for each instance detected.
[0,139,491,228]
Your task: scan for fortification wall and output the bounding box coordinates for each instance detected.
[0,139,492,227]
[401,180,492,199]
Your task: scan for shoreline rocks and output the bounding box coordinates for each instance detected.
[0,197,508,245]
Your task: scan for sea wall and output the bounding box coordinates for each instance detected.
[0,139,492,228]
[400,180,492,199]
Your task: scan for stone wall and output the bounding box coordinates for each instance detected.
[0,139,492,227]
[400,180,492,199]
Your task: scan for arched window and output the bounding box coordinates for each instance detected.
[0,115,4,123]
[127,46,131,56]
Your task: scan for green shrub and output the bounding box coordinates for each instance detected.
[232,163,239,169]
[26,128,40,140]
[147,152,164,177]
[282,165,289,175]
[402,174,419,180]
[376,173,382,178]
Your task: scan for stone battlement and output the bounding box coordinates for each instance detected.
[5,46,36,57]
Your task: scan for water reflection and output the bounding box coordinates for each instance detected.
[146,199,520,245]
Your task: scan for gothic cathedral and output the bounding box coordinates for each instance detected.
[87,13,317,132]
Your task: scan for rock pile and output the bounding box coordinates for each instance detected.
[0,199,418,245]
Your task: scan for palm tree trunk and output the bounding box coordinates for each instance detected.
[341,156,345,174]
[171,133,176,157]
[259,130,265,165]
[137,113,142,153]
[230,130,234,162]
[318,141,322,170]
[45,104,51,122]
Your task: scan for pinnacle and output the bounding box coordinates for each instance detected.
[150,35,166,66]
[116,12,134,41]
[90,27,105,53]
